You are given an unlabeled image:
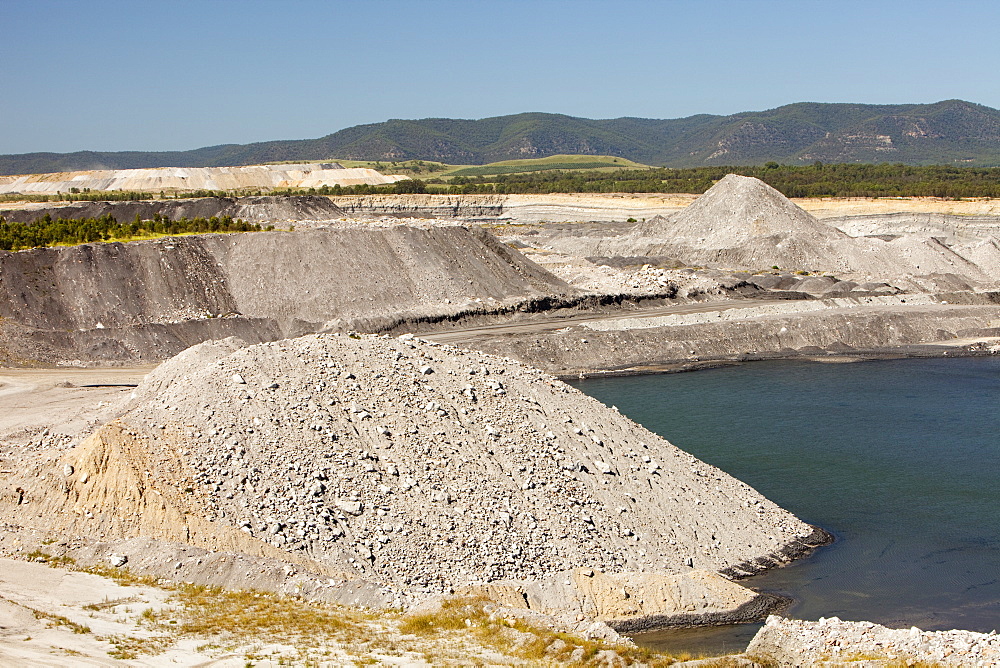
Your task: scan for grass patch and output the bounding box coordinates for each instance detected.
[32,609,91,634]
[24,550,76,567]
[397,595,680,666]
[0,594,93,635]
[327,154,650,181]
[488,154,647,168]
[164,583,363,640]
[447,162,621,177]
[82,596,142,612]
[82,565,163,588]
[102,633,173,660]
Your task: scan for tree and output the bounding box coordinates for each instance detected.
[393,179,427,194]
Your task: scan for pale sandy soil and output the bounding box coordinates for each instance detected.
[0,558,436,666]
[0,368,153,444]
[6,192,996,216]
[0,557,201,666]
[794,196,1000,218]
[505,193,1000,218]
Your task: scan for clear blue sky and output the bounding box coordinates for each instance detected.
[3,0,998,154]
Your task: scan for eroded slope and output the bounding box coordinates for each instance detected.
[0,224,574,363]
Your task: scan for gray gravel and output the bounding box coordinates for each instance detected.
[119,333,817,595]
[747,615,1000,666]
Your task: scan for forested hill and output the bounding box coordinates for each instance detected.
[4,100,1000,175]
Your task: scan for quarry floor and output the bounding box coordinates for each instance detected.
[3,190,1000,665]
[5,192,1000,217]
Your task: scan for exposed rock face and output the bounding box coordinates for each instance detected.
[3,334,822,612]
[829,211,1000,244]
[464,567,786,633]
[1,193,694,225]
[333,194,507,220]
[0,224,574,363]
[0,195,349,225]
[0,164,408,195]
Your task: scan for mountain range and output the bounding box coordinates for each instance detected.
[4,99,1000,175]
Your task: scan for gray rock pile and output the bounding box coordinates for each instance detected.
[118,333,820,593]
[747,615,1000,666]
[629,175,849,271]
[613,175,1000,286]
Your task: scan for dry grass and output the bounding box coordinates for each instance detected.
[82,596,142,612]
[20,556,699,665]
[81,564,164,588]
[836,654,944,667]
[23,549,76,568]
[0,593,91,635]
[397,595,681,666]
[163,583,366,641]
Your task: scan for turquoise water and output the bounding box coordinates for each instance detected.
[569,357,1000,655]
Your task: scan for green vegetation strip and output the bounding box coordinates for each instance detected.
[189,163,1000,199]
[0,213,267,251]
[448,162,636,177]
[438,163,1000,197]
[0,190,155,205]
[6,161,999,205]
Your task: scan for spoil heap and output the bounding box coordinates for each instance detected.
[27,334,821,597]
[629,174,849,270]
[0,224,574,363]
[0,164,408,195]
[618,175,1000,285]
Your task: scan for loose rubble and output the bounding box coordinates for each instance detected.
[747,615,1000,666]
[36,333,823,613]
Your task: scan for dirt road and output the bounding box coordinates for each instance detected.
[0,367,154,441]
[420,298,798,344]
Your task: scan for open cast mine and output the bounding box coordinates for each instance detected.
[2,169,999,665]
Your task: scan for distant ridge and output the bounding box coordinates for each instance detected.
[3,100,1000,175]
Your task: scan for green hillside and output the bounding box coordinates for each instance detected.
[3,100,1000,175]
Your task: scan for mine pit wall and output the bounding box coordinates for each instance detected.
[0,194,689,226]
[0,238,237,332]
[0,195,347,225]
[470,304,1000,376]
[826,212,1000,242]
[327,194,691,224]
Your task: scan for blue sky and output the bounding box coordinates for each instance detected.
[3,0,998,154]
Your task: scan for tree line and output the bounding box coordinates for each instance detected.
[436,163,1000,198]
[0,213,266,251]
[6,162,1000,205]
[259,164,1000,198]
